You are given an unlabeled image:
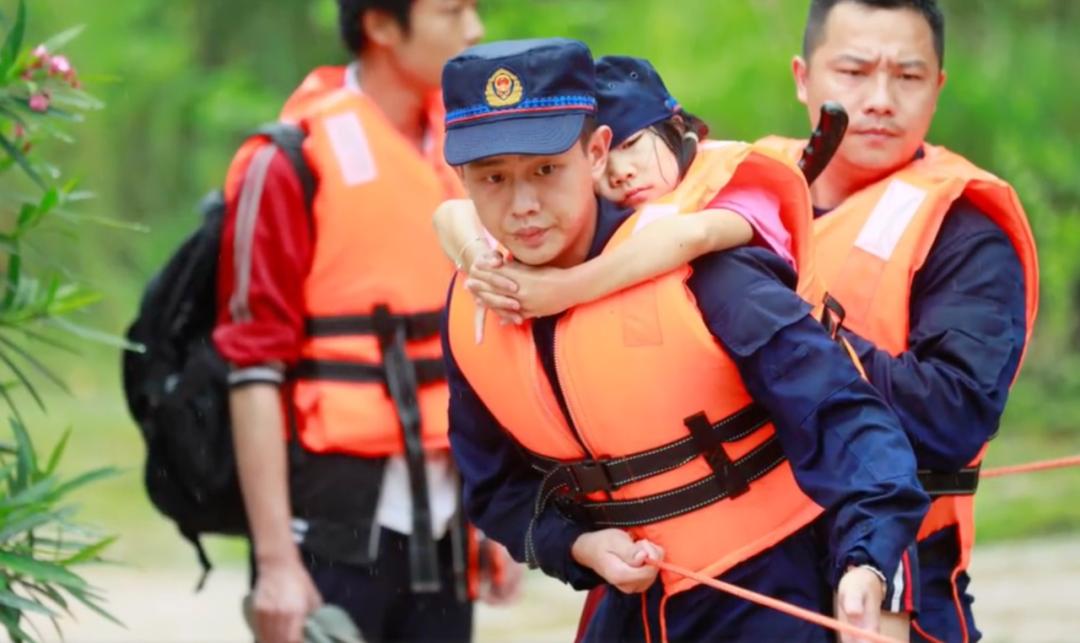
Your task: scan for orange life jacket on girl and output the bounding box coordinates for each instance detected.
[759,136,1039,572]
[448,141,827,595]
[280,66,466,456]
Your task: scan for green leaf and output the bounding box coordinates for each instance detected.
[3,252,21,311]
[40,25,84,54]
[48,318,136,351]
[0,506,74,542]
[8,417,37,483]
[0,0,26,81]
[61,535,117,565]
[52,466,121,498]
[0,133,44,190]
[0,604,35,643]
[0,104,27,126]
[22,582,68,614]
[43,428,70,476]
[0,551,87,590]
[65,586,123,628]
[0,589,57,616]
[0,333,68,394]
[0,346,44,412]
[10,326,79,355]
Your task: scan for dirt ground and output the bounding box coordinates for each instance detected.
[14,536,1080,643]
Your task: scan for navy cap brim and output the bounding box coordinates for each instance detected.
[445,112,586,166]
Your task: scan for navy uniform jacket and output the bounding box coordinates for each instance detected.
[821,197,1027,642]
[442,197,928,599]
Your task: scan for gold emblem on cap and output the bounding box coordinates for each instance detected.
[485,68,523,107]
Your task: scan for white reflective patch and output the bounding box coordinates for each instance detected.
[890,557,906,613]
[632,204,679,235]
[324,112,377,186]
[853,179,927,260]
[699,139,737,150]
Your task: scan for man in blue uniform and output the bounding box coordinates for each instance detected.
[791,2,1036,640]
[438,38,929,641]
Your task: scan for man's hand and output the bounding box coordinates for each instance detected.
[478,541,525,606]
[571,529,664,594]
[836,565,886,643]
[250,556,323,643]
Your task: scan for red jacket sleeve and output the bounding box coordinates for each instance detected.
[213,137,313,374]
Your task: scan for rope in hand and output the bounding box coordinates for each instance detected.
[644,558,902,643]
[626,456,1080,642]
[982,454,1080,478]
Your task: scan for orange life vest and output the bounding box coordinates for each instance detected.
[760,136,1040,571]
[448,142,826,595]
[279,66,466,456]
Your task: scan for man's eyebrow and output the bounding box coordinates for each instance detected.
[832,54,874,66]
[896,59,931,70]
[469,158,505,169]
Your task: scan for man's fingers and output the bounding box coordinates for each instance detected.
[608,560,660,594]
[842,587,865,619]
[637,540,665,563]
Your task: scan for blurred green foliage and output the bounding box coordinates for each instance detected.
[8,0,1080,549]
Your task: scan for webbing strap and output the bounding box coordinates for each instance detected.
[918,466,980,498]
[533,404,770,496]
[290,358,445,385]
[305,311,442,341]
[562,436,787,528]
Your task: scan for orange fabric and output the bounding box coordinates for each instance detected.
[448,143,824,595]
[282,67,466,456]
[760,136,1040,569]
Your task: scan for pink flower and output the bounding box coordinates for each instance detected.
[49,55,72,76]
[13,123,25,139]
[28,92,50,113]
[32,44,48,59]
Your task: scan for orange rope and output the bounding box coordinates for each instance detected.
[982,454,1080,478]
[645,559,902,643]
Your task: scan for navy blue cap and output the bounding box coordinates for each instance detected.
[595,56,680,147]
[442,38,597,166]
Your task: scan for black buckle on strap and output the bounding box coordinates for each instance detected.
[819,292,847,340]
[918,466,981,498]
[684,412,750,499]
[567,460,614,494]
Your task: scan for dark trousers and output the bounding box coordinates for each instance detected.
[912,526,981,643]
[301,527,473,643]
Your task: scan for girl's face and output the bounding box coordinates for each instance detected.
[597,127,680,208]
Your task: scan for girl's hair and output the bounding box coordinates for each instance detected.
[649,110,710,179]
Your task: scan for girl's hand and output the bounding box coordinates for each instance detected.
[490,262,579,319]
[465,252,524,325]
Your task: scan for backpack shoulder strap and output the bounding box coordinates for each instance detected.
[253,122,316,212]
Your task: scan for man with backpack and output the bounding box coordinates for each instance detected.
[208,2,521,642]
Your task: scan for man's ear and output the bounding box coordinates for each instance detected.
[792,55,810,106]
[587,125,613,183]
[362,8,405,48]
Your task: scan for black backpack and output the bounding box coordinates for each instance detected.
[122,124,314,587]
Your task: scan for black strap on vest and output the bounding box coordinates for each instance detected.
[291,358,445,385]
[918,465,980,498]
[305,311,442,341]
[532,404,783,529]
[369,304,441,593]
[533,404,769,496]
[819,292,847,341]
[561,436,787,529]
